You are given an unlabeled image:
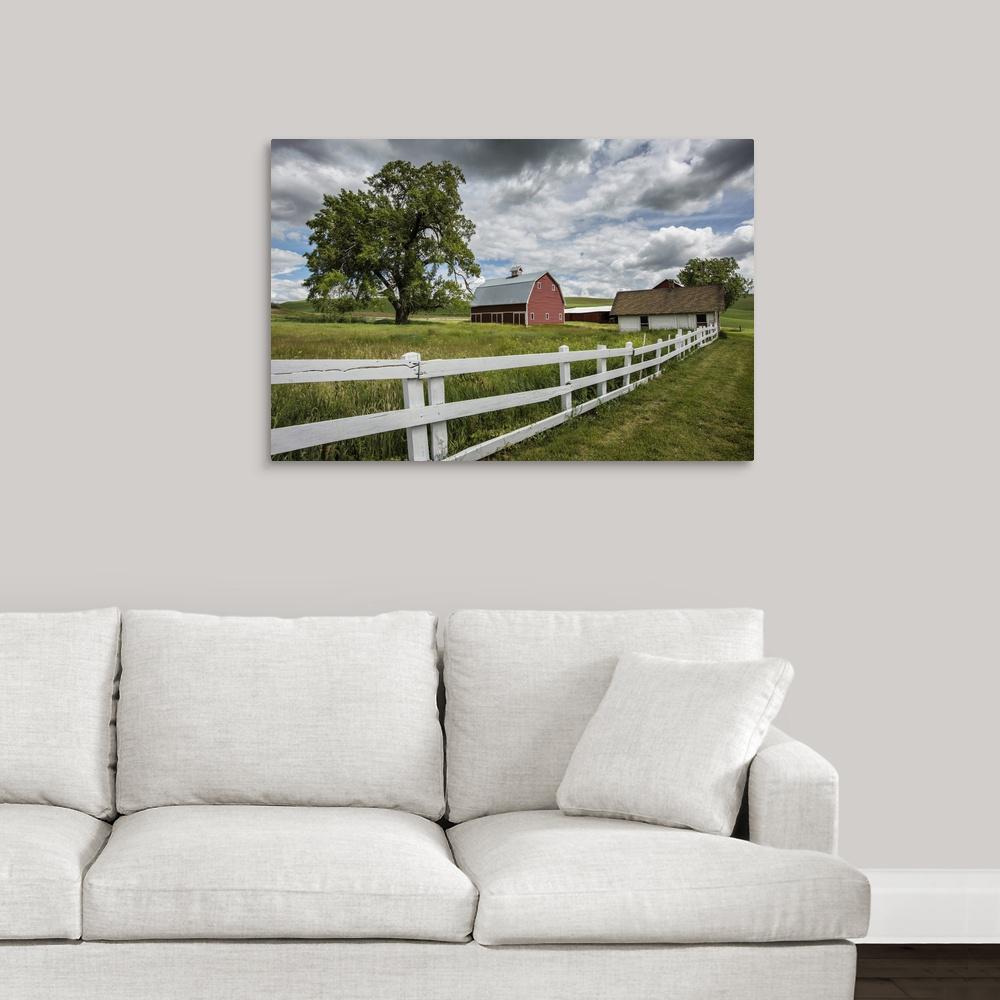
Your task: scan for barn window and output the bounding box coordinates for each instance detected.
[696,313,707,326]
[640,315,649,330]
[530,312,534,321]
[551,282,555,291]
[545,312,550,320]
[558,312,562,320]
[537,281,542,289]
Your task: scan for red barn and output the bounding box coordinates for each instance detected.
[652,277,684,290]
[470,266,565,325]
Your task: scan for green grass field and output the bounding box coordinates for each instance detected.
[271,295,753,461]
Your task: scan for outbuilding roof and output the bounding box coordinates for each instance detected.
[472,271,551,307]
[611,285,724,316]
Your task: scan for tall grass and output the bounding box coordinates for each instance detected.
[271,321,635,461]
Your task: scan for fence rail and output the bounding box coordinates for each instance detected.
[271,325,719,461]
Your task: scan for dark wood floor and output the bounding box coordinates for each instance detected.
[856,945,1000,998]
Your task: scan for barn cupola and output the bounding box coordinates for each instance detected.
[508,265,524,278]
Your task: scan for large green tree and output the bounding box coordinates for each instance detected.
[304,160,480,324]
[677,256,752,310]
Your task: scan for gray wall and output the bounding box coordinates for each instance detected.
[2,4,996,869]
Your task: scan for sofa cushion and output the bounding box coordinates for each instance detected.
[83,806,478,941]
[116,611,444,818]
[443,609,765,822]
[557,653,794,835]
[447,810,870,945]
[0,609,120,820]
[0,804,111,940]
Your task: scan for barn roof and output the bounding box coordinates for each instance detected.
[471,271,551,307]
[611,285,724,316]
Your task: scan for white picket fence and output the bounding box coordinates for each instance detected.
[271,325,719,461]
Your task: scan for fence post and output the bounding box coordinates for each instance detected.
[623,341,633,387]
[427,376,448,461]
[655,338,663,376]
[559,345,572,412]
[596,344,607,397]
[400,352,430,462]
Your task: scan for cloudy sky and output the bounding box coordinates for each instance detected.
[270,139,753,302]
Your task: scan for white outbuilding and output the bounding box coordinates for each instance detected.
[611,285,724,333]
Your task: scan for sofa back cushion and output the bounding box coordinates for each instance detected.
[443,609,765,822]
[0,608,121,820]
[116,610,444,818]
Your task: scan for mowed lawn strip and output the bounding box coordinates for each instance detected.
[492,330,753,461]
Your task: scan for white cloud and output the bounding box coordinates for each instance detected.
[271,278,308,303]
[469,219,755,298]
[271,222,310,242]
[271,248,305,277]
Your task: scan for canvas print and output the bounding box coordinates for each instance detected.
[270,140,754,462]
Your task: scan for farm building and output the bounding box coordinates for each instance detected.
[652,277,684,289]
[470,266,564,325]
[563,305,613,323]
[611,285,725,333]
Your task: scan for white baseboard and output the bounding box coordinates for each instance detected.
[860,869,1000,943]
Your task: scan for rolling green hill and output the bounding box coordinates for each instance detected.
[722,294,754,334]
[564,296,612,308]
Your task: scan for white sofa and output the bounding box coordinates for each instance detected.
[0,608,869,1000]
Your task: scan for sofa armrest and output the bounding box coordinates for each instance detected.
[747,727,839,854]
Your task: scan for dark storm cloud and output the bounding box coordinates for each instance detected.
[390,139,591,178]
[271,138,385,167]
[270,140,390,227]
[636,139,754,212]
[272,138,590,178]
[270,139,592,230]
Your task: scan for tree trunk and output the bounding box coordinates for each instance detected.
[394,304,409,324]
